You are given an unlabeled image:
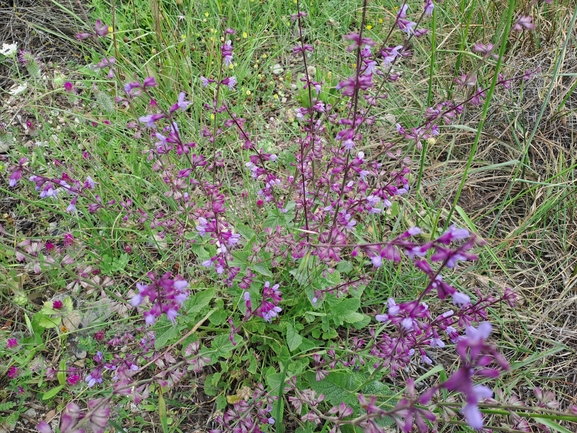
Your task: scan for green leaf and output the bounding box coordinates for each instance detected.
[40,301,57,316]
[306,371,361,407]
[252,263,273,277]
[42,385,64,400]
[155,324,181,350]
[235,223,255,240]
[533,418,574,433]
[265,367,284,392]
[158,390,168,433]
[248,353,258,374]
[343,312,366,324]
[62,297,74,312]
[184,288,216,314]
[325,270,341,286]
[37,314,61,329]
[189,243,210,258]
[332,298,360,316]
[57,359,67,386]
[208,306,228,325]
[204,372,222,396]
[216,394,227,410]
[286,322,302,352]
[336,261,353,273]
[212,333,243,358]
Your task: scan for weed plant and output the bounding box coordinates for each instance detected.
[1,0,577,432]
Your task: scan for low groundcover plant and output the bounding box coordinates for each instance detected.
[1,0,576,432]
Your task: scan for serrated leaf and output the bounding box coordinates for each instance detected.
[306,371,362,407]
[155,324,181,350]
[40,301,57,316]
[189,243,209,258]
[325,270,341,286]
[212,333,243,358]
[38,315,61,329]
[63,297,74,312]
[351,314,371,330]
[252,263,273,277]
[286,322,302,352]
[332,298,361,320]
[336,261,353,273]
[209,311,227,325]
[235,223,255,240]
[361,380,394,398]
[184,288,215,314]
[42,385,64,400]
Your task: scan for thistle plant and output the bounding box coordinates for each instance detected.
[1,1,576,433]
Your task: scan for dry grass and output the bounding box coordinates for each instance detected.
[421,1,577,411]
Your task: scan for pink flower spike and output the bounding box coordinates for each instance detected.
[6,338,18,348]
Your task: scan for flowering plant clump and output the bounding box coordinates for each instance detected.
[1,0,575,433]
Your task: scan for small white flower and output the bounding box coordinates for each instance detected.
[0,42,18,57]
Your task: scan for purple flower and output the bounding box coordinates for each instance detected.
[452,291,471,307]
[258,282,282,322]
[138,113,165,128]
[67,197,78,213]
[94,20,109,37]
[397,3,409,19]
[9,169,22,187]
[76,32,92,40]
[513,16,535,31]
[124,81,141,95]
[221,76,237,90]
[88,398,111,433]
[200,76,215,87]
[95,57,115,69]
[143,76,158,87]
[472,42,494,55]
[6,338,18,348]
[424,0,434,16]
[343,32,375,52]
[129,273,189,325]
[221,40,233,66]
[84,176,95,189]
[170,92,191,113]
[67,368,81,385]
